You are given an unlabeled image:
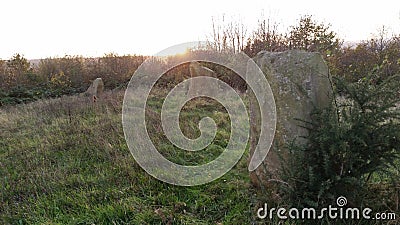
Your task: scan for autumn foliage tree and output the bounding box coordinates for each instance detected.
[5,54,34,87]
[287,15,340,58]
[243,18,288,57]
[330,28,400,82]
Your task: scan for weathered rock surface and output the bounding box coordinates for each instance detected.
[81,78,104,100]
[187,62,217,97]
[248,50,333,189]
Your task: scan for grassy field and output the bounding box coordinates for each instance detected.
[0,90,258,224]
[2,89,398,225]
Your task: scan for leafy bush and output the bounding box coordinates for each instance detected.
[280,74,400,210]
[329,32,400,83]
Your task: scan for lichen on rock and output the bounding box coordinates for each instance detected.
[248,50,333,191]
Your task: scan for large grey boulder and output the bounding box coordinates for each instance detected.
[248,50,333,189]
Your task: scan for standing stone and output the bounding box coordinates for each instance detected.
[187,62,217,97]
[248,50,333,190]
[82,78,104,100]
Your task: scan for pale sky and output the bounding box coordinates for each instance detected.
[1,0,399,59]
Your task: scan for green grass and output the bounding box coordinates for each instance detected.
[0,90,257,224]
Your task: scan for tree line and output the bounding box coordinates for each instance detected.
[1,15,399,105]
[0,54,145,105]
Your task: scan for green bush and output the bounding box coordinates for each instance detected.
[280,74,400,211]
